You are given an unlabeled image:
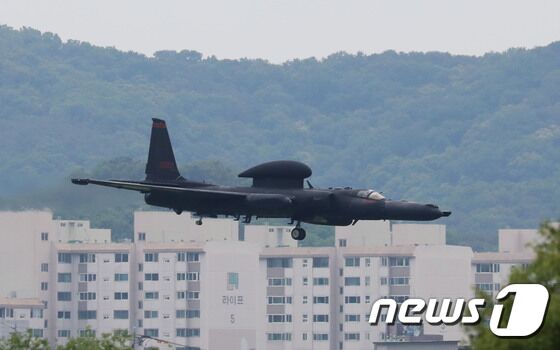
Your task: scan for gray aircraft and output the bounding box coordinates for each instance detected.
[72,119,451,240]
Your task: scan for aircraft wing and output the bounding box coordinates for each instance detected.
[71,178,247,199]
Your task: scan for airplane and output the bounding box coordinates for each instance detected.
[72,118,451,241]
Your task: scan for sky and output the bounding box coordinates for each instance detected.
[1,0,559,63]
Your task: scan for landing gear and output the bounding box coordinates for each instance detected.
[195,218,203,226]
[174,208,183,215]
[290,227,306,241]
[243,216,252,224]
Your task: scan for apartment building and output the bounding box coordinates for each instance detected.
[0,297,45,339]
[0,210,543,349]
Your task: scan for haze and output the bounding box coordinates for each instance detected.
[1,0,559,62]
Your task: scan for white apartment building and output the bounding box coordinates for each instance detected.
[0,297,45,339]
[0,210,543,349]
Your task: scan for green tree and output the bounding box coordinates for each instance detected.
[470,222,560,350]
[57,330,132,350]
[0,330,49,350]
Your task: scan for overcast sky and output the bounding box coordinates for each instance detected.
[1,0,559,63]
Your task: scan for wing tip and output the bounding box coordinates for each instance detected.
[71,178,90,185]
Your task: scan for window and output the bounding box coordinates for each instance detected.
[41,232,48,241]
[365,258,371,267]
[30,309,43,318]
[313,296,329,304]
[389,257,410,267]
[267,258,292,268]
[302,296,308,304]
[58,330,71,338]
[115,253,128,263]
[187,310,200,318]
[380,277,387,285]
[345,333,360,341]
[137,232,146,241]
[268,314,292,323]
[31,329,43,337]
[144,310,158,318]
[303,277,308,286]
[268,296,292,304]
[391,295,409,303]
[144,273,159,281]
[365,276,371,286]
[176,328,200,338]
[389,277,409,285]
[79,273,96,282]
[57,311,71,319]
[312,257,329,268]
[176,310,200,318]
[79,253,95,263]
[476,263,500,273]
[113,310,129,319]
[345,314,360,322]
[58,273,72,283]
[476,283,494,291]
[345,257,360,267]
[187,272,199,281]
[313,277,329,286]
[58,253,71,264]
[267,333,292,341]
[313,314,329,322]
[345,296,361,304]
[344,277,360,286]
[187,291,199,300]
[227,272,238,290]
[79,329,96,337]
[176,291,186,299]
[144,329,159,337]
[40,263,48,272]
[381,256,388,266]
[40,282,48,291]
[187,252,200,262]
[115,273,128,281]
[145,253,158,262]
[114,292,128,300]
[268,278,292,286]
[78,310,97,320]
[57,292,71,301]
[145,292,159,299]
[313,333,329,341]
[339,239,347,247]
[79,292,96,301]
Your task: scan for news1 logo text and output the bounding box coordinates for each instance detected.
[368,284,549,337]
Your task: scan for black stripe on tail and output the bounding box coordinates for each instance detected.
[145,118,182,181]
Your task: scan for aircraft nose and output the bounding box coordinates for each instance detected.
[383,201,451,221]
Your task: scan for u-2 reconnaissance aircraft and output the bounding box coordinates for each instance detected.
[72,119,451,240]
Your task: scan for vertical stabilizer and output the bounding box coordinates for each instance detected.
[145,118,181,181]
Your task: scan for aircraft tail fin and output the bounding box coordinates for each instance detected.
[145,118,182,181]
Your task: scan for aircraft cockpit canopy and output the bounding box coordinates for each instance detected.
[357,189,385,200]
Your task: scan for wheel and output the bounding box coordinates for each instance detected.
[174,208,183,215]
[195,219,202,226]
[290,227,306,241]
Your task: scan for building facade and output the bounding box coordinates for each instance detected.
[0,210,541,349]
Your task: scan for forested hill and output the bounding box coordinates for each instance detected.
[1,26,559,250]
